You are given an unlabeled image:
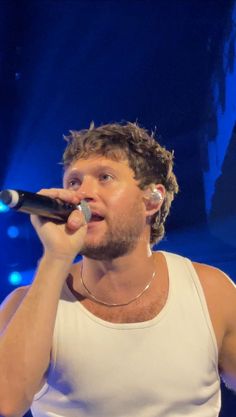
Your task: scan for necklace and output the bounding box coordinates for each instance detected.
[80,264,157,307]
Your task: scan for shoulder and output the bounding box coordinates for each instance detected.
[157,251,236,309]
[158,250,234,290]
[192,261,235,295]
[191,265,236,385]
[192,262,236,329]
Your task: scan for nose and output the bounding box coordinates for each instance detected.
[79,191,93,203]
[76,177,97,202]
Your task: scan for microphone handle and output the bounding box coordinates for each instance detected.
[0,189,84,222]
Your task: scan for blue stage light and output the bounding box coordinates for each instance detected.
[7,225,20,238]
[8,271,22,285]
[0,201,9,213]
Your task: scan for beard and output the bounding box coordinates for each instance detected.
[79,202,145,261]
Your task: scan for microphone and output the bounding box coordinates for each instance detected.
[0,189,91,223]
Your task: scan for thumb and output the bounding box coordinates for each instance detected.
[66,209,87,231]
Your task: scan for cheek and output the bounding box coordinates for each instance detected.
[107,188,143,217]
[107,188,128,206]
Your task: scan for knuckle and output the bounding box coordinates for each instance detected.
[37,188,54,196]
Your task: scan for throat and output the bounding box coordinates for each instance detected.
[67,251,169,323]
[80,266,157,307]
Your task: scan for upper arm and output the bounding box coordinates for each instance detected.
[193,262,236,387]
[0,286,30,335]
[218,277,236,387]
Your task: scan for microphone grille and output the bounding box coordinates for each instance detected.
[0,190,13,205]
[80,200,91,223]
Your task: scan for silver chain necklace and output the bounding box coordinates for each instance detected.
[80,264,157,307]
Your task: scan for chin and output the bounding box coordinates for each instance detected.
[79,239,137,261]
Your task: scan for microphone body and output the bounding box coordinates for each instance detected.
[0,189,91,223]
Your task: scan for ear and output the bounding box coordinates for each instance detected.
[143,184,165,216]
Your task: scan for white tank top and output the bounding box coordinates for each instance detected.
[31,251,221,417]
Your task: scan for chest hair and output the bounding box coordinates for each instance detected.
[80,287,168,323]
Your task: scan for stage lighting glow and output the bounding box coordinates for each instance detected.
[0,201,9,212]
[7,225,20,238]
[8,271,22,285]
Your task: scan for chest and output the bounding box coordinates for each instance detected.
[47,295,221,416]
[69,259,169,324]
[80,294,166,323]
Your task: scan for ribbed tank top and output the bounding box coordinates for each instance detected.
[31,251,221,417]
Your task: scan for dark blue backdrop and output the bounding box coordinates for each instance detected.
[0,1,236,416]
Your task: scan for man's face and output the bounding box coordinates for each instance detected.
[63,156,148,260]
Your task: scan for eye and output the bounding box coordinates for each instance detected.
[67,178,81,190]
[99,173,113,183]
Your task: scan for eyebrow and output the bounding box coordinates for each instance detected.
[64,164,119,180]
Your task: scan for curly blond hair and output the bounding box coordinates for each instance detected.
[63,122,179,245]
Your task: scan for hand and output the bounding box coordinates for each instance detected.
[30,188,88,260]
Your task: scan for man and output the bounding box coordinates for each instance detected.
[0,122,235,417]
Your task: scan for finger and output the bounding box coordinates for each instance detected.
[37,188,80,205]
[66,209,86,231]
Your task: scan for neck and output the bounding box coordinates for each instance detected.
[78,244,156,305]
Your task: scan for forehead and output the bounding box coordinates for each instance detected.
[63,155,133,177]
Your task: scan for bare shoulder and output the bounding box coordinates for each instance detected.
[192,261,236,334]
[0,285,31,333]
[192,263,236,385]
[192,261,235,292]
[193,261,236,303]
[193,261,232,279]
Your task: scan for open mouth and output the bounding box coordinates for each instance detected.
[89,214,105,223]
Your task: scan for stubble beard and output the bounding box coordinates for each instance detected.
[79,204,145,261]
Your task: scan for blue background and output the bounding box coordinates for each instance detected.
[0,1,236,416]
